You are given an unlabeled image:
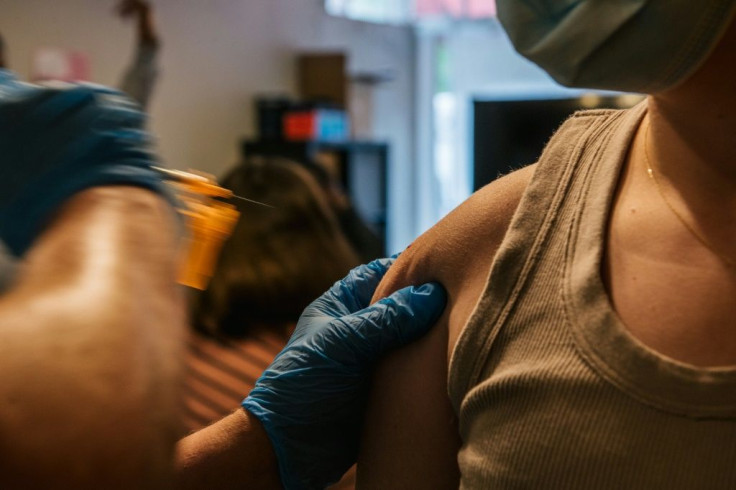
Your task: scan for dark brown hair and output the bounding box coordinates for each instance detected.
[190,157,361,338]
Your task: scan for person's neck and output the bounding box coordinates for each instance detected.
[647,93,736,193]
[643,87,736,255]
[646,18,736,195]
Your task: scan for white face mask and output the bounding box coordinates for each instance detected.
[496,0,736,93]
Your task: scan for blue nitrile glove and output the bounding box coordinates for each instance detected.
[243,257,447,489]
[0,69,170,256]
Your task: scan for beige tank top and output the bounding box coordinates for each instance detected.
[448,102,736,489]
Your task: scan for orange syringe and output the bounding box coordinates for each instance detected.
[153,167,272,291]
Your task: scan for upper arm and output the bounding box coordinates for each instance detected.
[0,188,185,487]
[357,165,535,488]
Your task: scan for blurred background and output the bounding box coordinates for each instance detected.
[0,0,642,254]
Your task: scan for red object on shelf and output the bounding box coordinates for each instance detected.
[283,109,349,142]
[284,111,317,140]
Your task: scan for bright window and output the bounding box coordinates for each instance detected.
[325,0,412,24]
[415,0,496,19]
[326,0,495,24]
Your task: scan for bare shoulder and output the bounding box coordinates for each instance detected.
[358,164,535,488]
[374,163,535,298]
[373,163,536,353]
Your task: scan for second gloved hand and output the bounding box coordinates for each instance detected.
[243,257,447,489]
[0,71,170,256]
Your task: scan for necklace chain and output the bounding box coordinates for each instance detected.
[643,118,735,267]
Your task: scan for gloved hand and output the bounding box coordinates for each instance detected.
[243,257,447,489]
[0,70,170,256]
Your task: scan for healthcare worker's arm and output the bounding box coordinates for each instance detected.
[0,186,185,487]
[175,409,280,489]
[0,75,186,486]
[175,258,447,489]
[356,165,534,488]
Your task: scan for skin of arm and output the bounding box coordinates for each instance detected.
[0,33,6,68]
[174,409,281,489]
[357,164,535,488]
[118,0,160,47]
[0,186,185,488]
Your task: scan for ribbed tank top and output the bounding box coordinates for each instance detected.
[448,102,736,489]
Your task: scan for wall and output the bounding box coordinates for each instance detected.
[412,18,583,232]
[0,0,416,252]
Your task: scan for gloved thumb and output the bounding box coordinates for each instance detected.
[341,282,447,363]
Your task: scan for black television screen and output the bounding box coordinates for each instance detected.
[472,96,640,190]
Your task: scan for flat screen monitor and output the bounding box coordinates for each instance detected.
[472,95,641,191]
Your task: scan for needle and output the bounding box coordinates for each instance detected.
[230,194,275,208]
[153,166,275,208]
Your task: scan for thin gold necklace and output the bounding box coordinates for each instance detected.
[643,118,735,267]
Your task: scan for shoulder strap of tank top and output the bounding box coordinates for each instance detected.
[448,108,627,410]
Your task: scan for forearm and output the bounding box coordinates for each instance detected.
[174,409,281,489]
[137,3,160,47]
[121,6,159,108]
[0,186,186,487]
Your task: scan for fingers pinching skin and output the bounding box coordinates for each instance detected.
[318,282,447,367]
[242,256,447,489]
[349,282,447,359]
[310,257,395,318]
